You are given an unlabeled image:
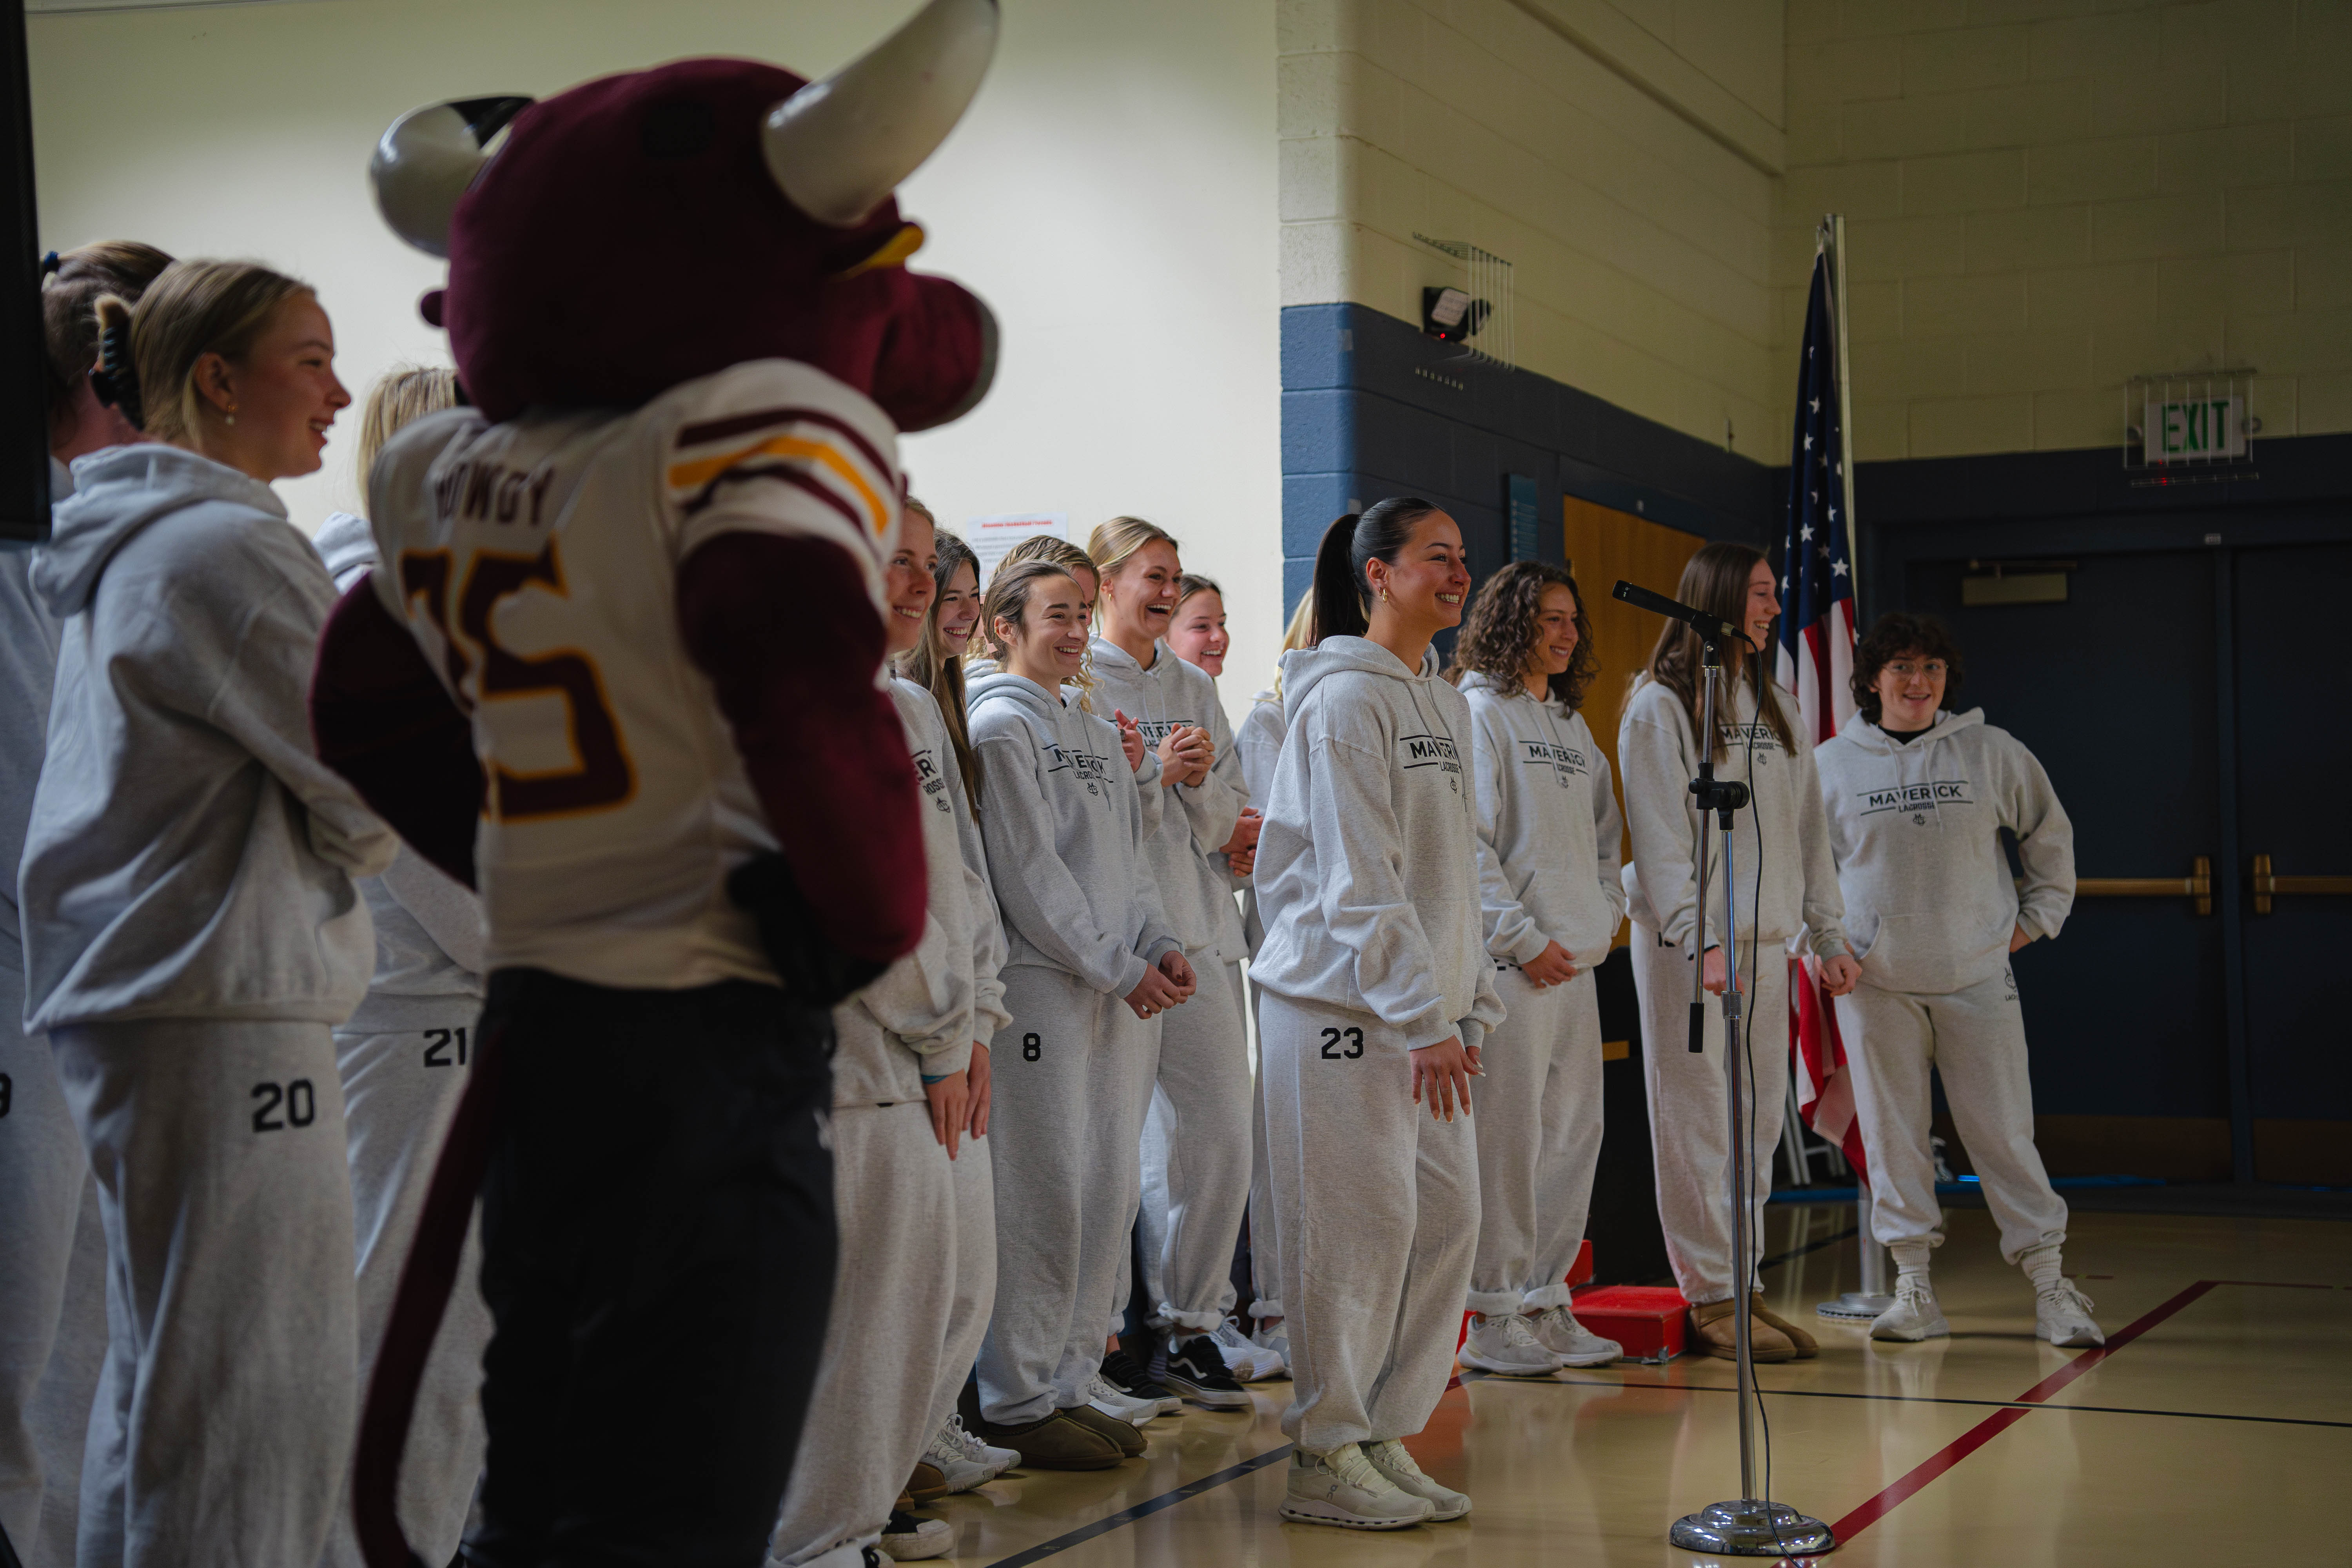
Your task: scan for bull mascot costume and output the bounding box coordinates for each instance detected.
[308,3,1000,1563]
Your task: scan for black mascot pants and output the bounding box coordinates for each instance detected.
[467,969,837,1568]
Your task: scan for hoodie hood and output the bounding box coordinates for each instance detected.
[312,509,379,586]
[966,668,1068,725]
[1836,706,1983,753]
[36,445,283,619]
[1280,635,1423,723]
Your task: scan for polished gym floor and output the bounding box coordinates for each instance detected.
[927,1201,2351,1565]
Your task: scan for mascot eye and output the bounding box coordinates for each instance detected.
[642,100,716,159]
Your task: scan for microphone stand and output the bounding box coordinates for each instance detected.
[1668,633,1837,1559]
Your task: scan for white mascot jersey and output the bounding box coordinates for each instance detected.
[368,357,902,991]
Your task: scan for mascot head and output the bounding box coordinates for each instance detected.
[368,0,998,430]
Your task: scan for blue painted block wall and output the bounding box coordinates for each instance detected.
[1279,303,1778,618]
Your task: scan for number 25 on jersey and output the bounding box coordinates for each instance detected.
[398,538,636,821]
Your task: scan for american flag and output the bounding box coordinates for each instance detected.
[1780,250,1866,1180]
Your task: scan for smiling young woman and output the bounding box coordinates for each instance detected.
[1813,612,2094,1350]
[17,260,393,1566]
[1617,540,1859,1366]
[1247,499,1500,1532]
[963,559,1196,1472]
[1444,562,1628,1377]
[1082,517,1262,1406]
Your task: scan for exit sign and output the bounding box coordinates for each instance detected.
[2145,395,2245,463]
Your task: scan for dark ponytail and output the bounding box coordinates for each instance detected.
[1307,496,1440,645]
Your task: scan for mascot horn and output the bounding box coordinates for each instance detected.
[335,4,997,1565]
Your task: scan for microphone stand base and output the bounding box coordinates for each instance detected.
[1670,1499,1837,1556]
[1815,1291,1896,1321]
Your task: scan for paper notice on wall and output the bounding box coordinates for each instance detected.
[966,513,1069,586]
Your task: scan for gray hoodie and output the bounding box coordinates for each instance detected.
[831,679,996,1106]
[1460,671,1626,969]
[1087,637,1248,960]
[1234,686,1285,954]
[1814,708,2074,995]
[0,461,67,973]
[1250,637,1505,1053]
[966,670,1179,996]
[20,446,394,1032]
[312,512,486,1027]
[1617,671,1847,958]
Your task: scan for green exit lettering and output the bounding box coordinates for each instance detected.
[2146,396,2245,463]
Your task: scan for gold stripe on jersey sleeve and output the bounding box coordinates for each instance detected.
[665,434,887,535]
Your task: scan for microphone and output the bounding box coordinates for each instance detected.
[1612,580,1744,647]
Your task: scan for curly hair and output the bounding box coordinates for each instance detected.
[1446,560,1599,711]
[1851,611,1966,723]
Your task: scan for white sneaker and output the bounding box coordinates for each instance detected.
[1528,1305,1621,1366]
[879,1508,952,1561]
[1087,1375,1158,1426]
[2036,1280,2105,1347]
[1250,1317,1290,1369]
[924,1415,1007,1490]
[1210,1317,1283,1380]
[1361,1438,1470,1521]
[1870,1275,1951,1342]
[1456,1311,1560,1376]
[1277,1443,1435,1530]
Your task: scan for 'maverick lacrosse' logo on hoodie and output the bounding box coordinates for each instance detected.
[1250,636,1505,1055]
[1814,708,2075,995]
[966,669,1181,998]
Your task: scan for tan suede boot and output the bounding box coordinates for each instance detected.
[1689,1296,1794,1362]
[1749,1294,1820,1359]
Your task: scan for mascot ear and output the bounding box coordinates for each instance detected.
[371,96,535,258]
[762,0,998,227]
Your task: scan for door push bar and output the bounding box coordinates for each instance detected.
[2072,855,2212,916]
[2250,854,2352,916]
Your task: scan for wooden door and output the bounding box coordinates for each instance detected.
[1560,494,1706,948]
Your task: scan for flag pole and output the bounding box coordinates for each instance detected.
[1825,214,1861,612]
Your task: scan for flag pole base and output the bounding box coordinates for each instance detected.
[1670,1499,1837,1556]
[1816,1291,1895,1320]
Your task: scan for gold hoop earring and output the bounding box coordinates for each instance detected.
[1378,585,1390,604]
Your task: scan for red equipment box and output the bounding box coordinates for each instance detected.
[1564,1285,1689,1364]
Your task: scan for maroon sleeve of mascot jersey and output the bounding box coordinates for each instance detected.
[310,578,485,889]
[676,532,926,964]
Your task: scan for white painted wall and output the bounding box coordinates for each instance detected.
[1279,0,1785,458]
[29,0,1285,718]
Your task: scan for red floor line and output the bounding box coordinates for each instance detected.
[1827,1279,2220,1545]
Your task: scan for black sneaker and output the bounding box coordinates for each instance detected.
[879,1507,952,1561]
[1101,1346,1181,1416]
[1162,1333,1252,1410]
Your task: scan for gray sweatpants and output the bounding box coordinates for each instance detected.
[1244,973,1283,1320]
[922,1131,995,1441]
[1629,926,1792,1306]
[53,1019,357,1568]
[1136,957,1251,1332]
[979,966,1156,1425]
[1838,973,2067,1265]
[1260,992,1477,1453]
[319,1000,490,1568]
[1468,965,1604,1314]
[771,1102,953,1568]
[0,965,97,1566]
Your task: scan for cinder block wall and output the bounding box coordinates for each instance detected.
[1281,0,1788,459]
[1778,0,2352,461]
